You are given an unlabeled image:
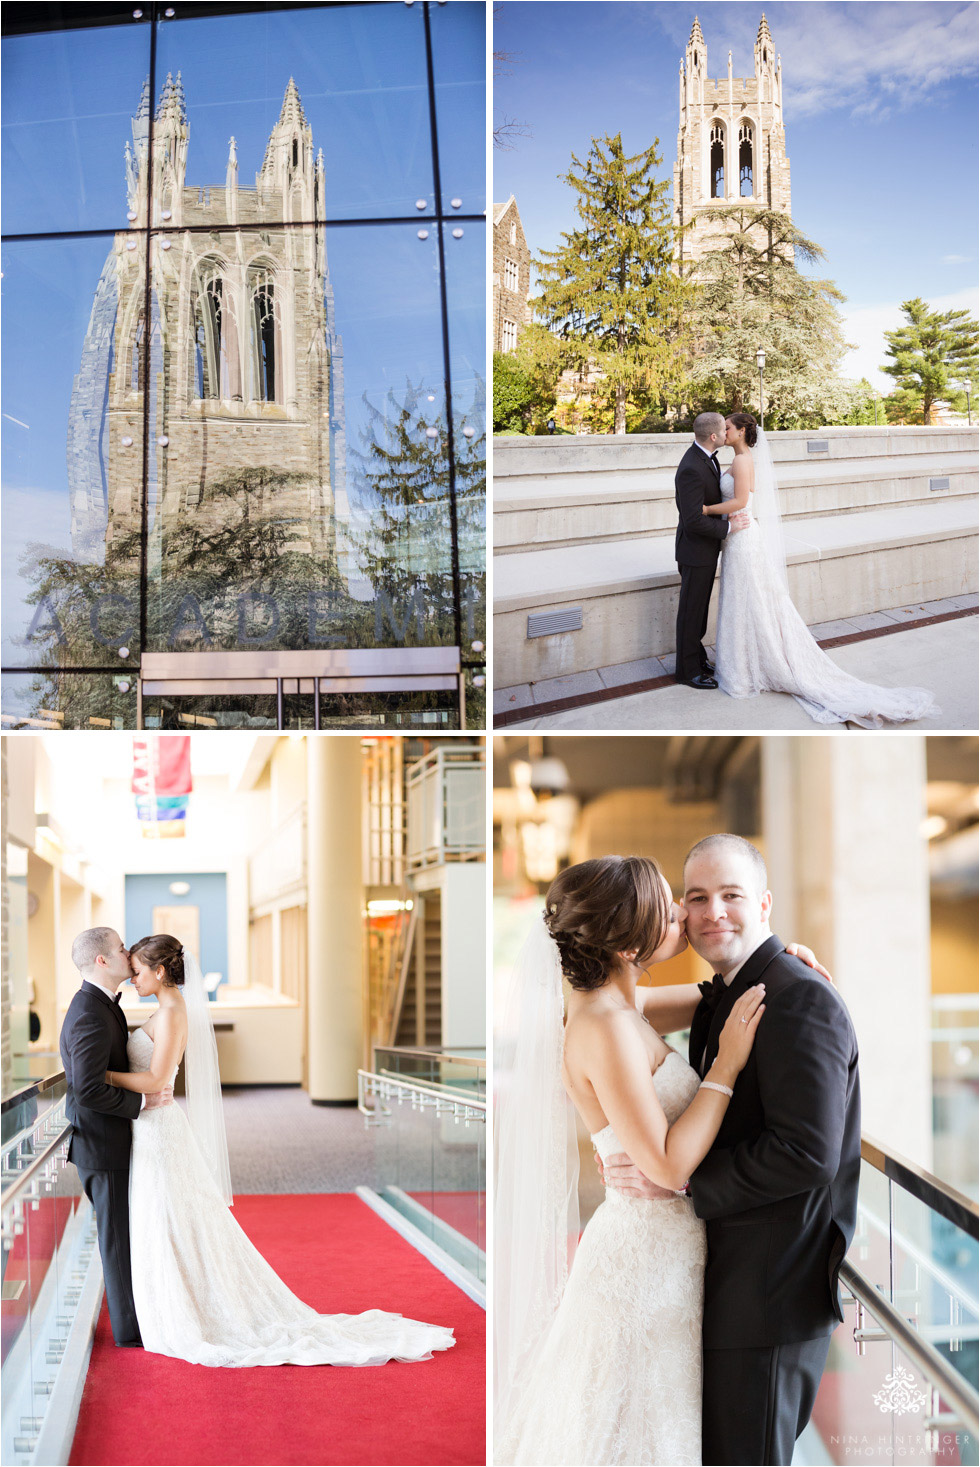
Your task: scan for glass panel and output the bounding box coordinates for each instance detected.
[144,223,456,655]
[154,3,432,227]
[1,22,152,234]
[891,1182,979,1399]
[0,673,137,731]
[430,0,486,216]
[1,235,146,672]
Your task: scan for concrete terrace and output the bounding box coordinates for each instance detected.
[492,425,979,719]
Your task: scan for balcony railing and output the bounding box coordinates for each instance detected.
[2,1072,97,1467]
[406,744,485,868]
[805,1135,978,1466]
[357,1052,485,1302]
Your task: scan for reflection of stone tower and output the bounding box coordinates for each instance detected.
[68,75,346,562]
[673,14,791,268]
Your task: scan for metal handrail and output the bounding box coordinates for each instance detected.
[374,1045,486,1066]
[1,1118,73,1213]
[357,1068,487,1120]
[1,1068,67,1117]
[841,1258,980,1438]
[861,1134,979,1239]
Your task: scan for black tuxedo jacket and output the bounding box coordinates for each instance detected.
[674,441,730,568]
[689,935,861,1349]
[61,981,141,1172]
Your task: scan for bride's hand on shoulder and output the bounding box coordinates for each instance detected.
[784,942,835,985]
[715,986,766,1080]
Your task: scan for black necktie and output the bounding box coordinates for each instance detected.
[709,452,721,478]
[113,992,122,1005]
[697,973,727,1012]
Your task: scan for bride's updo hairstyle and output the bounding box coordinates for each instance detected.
[130,934,185,988]
[544,855,671,992]
[728,411,758,447]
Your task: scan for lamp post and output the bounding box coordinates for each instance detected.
[966,382,973,427]
[756,347,766,432]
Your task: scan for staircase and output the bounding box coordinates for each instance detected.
[493,425,979,689]
[394,895,442,1047]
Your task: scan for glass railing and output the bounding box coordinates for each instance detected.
[372,1044,486,1099]
[804,1136,979,1467]
[358,1055,485,1295]
[2,1072,97,1467]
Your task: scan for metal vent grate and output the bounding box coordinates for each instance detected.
[929,476,951,492]
[527,607,583,639]
[807,440,830,453]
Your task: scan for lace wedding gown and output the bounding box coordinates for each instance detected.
[496,1051,705,1467]
[127,1028,455,1367]
[714,471,940,727]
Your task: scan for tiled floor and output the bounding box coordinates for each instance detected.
[496,597,979,731]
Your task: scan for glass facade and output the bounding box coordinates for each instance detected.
[1,1,486,730]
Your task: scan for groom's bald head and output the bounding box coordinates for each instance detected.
[693,412,726,446]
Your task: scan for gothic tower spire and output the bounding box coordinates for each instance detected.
[673,13,791,267]
[258,77,314,220]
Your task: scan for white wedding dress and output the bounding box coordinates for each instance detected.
[714,470,940,727]
[495,1051,706,1467]
[127,1027,455,1367]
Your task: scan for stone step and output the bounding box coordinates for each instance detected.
[493,423,979,479]
[493,498,979,687]
[496,451,978,551]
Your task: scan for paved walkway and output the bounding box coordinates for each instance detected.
[496,600,978,731]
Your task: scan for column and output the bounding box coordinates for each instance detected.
[761,737,933,1167]
[306,735,363,1103]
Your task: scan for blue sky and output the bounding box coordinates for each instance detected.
[494,1,979,389]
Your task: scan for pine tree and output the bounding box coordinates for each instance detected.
[535,133,691,435]
[881,298,979,426]
[685,205,854,428]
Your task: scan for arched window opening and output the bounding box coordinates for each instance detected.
[710,124,724,198]
[190,265,241,401]
[292,139,298,168]
[248,268,281,404]
[131,311,146,392]
[739,124,754,197]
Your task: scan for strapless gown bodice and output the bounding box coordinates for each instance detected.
[590,1050,700,1165]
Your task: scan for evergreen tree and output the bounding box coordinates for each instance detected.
[881,298,979,426]
[685,204,854,428]
[535,133,692,435]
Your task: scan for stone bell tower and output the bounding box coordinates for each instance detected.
[673,13,791,269]
[68,74,346,563]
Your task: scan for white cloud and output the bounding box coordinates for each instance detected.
[943,254,972,264]
[840,287,979,389]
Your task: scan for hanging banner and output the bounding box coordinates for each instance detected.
[132,737,192,839]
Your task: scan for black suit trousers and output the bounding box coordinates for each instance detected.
[676,562,717,680]
[79,1167,142,1346]
[702,1335,831,1466]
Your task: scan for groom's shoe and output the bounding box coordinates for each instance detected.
[700,661,716,676]
[676,672,718,690]
[115,1340,144,1348]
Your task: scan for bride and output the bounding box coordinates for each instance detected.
[703,413,939,727]
[494,855,828,1466]
[105,933,455,1368]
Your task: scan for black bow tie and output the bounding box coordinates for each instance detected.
[697,973,728,1011]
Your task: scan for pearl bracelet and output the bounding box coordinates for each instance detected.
[700,1080,734,1099]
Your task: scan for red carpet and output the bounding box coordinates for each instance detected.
[69,1194,485,1466]
[409,1191,485,1248]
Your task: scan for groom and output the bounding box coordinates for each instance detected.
[607,834,861,1467]
[674,412,749,689]
[60,928,172,1347]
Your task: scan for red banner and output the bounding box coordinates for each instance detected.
[132,737,193,797]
